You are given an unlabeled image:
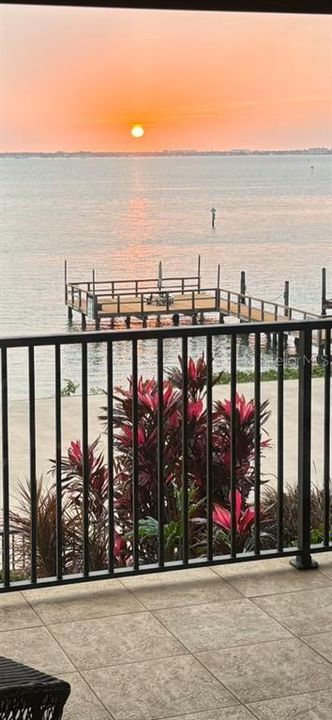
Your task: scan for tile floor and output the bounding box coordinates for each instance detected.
[1,554,332,719]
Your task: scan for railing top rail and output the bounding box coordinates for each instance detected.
[1,317,331,349]
[219,286,321,319]
[85,285,213,298]
[67,274,200,288]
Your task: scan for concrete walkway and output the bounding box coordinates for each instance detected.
[0,555,332,718]
[1,379,327,505]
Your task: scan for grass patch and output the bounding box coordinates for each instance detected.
[217,365,325,384]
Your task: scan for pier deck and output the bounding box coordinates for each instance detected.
[65,271,329,349]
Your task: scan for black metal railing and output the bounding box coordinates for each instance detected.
[0,318,331,591]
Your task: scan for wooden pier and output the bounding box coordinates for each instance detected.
[322,267,332,316]
[64,260,330,350]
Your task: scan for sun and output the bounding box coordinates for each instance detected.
[131,125,144,139]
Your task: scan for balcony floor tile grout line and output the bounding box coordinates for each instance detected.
[244,687,332,712]
[209,564,332,597]
[247,596,332,666]
[300,634,332,663]
[18,602,148,627]
[196,648,332,707]
[148,602,243,708]
[156,700,252,720]
[21,591,115,718]
[0,621,43,633]
[249,580,332,603]
[45,621,116,720]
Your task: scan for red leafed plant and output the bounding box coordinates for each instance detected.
[99,353,271,564]
[213,490,257,554]
[8,354,271,577]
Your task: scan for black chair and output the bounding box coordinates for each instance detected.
[0,656,70,720]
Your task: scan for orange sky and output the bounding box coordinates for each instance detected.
[1,6,331,152]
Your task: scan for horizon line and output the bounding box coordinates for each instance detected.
[1,146,331,156]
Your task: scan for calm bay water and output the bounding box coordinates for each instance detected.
[0,154,331,399]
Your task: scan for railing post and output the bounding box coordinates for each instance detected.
[323,327,331,546]
[93,293,98,321]
[290,327,318,570]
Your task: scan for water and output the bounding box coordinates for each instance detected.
[0,154,331,399]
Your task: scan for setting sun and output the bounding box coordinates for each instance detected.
[131,125,144,139]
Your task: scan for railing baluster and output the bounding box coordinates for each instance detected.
[28,346,37,583]
[157,338,165,567]
[230,334,237,559]
[132,339,139,571]
[1,348,10,587]
[81,342,89,576]
[254,333,261,556]
[206,335,213,562]
[291,327,317,569]
[323,328,331,547]
[182,336,189,564]
[277,331,284,552]
[107,340,114,573]
[55,345,62,580]
[0,318,331,593]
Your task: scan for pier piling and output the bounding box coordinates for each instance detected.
[240,271,246,304]
[322,268,327,316]
[284,281,290,318]
[211,207,216,228]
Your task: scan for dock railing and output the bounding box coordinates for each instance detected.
[1,317,331,591]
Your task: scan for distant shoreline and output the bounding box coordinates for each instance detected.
[1,148,331,159]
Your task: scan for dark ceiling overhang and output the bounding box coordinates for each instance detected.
[5,1,332,15]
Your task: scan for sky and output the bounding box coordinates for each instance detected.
[1,5,331,152]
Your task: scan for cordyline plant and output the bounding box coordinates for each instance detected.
[6,355,272,577]
[9,478,76,578]
[99,353,271,564]
[8,441,115,577]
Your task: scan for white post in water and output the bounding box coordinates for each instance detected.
[158,261,163,292]
[217,264,221,305]
[211,207,216,228]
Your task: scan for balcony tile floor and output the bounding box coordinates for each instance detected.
[0,553,331,719]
